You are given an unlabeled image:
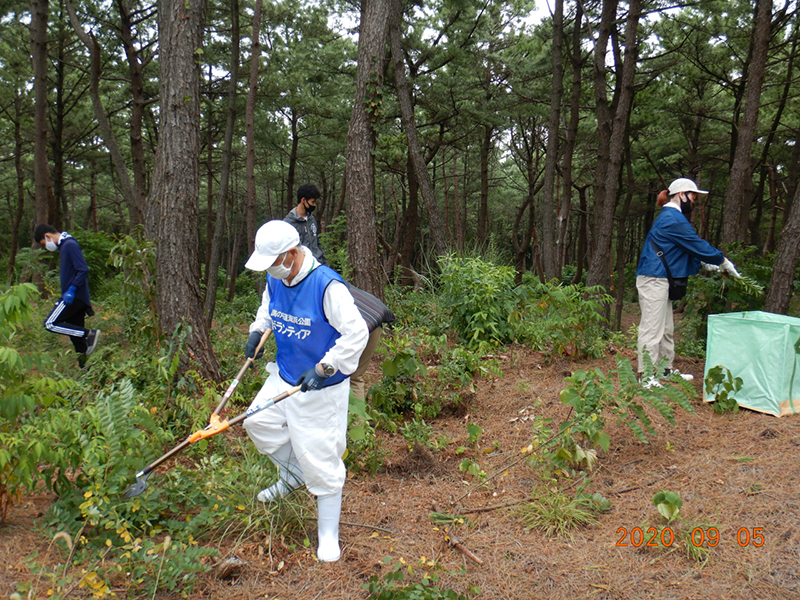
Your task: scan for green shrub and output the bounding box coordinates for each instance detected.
[440,254,518,347]
[0,284,73,519]
[516,277,613,359]
[704,365,742,414]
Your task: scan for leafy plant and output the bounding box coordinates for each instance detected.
[466,423,482,446]
[558,355,695,453]
[704,365,742,414]
[458,459,486,481]
[652,490,683,522]
[439,254,518,347]
[400,404,435,451]
[364,558,479,600]
[0,284,72,522]
[516,278,614,359]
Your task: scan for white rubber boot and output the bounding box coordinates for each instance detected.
[316,489,342,562]
[257,443,305,502]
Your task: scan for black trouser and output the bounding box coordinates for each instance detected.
[44,298,92,354]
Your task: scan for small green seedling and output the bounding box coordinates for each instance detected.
[653,490,683,522]
[467,422,482,446]
[704,365,742,414]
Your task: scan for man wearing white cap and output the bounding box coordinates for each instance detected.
[242,220,368,562]
[636,178,740,386]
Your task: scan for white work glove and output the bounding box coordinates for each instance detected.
[719,259,741,278]
[700,262,719,272]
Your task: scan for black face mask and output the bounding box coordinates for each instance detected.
[304,200,316,214]
[680,195,694,221]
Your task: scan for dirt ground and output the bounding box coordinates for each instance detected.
[3,322,800,599]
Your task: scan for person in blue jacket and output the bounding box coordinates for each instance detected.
[34,225,100,368]
[635,179,739,384]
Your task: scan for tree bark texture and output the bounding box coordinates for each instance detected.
[587,0,639,295]
[8,94,26,283]
[117,0,153,231]
[204,0,240,328]
[53,21,66,229]
[477,124,492,247]
[286,109,298,213]
[388,0,448,258]
[540,0,564,281]
[765,177,800,315]
[721,0,773,245]
[344,0,390,299]
[558,1,585,270]
[30,0,56,229]
[244,0,262,257]
[150,0,220,381]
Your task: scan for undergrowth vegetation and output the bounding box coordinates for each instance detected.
[0,251,713,597]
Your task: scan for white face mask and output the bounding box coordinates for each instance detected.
[266,253,293,279]
[45,237,58,252]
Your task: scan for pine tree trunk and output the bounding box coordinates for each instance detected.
[204,0,240,328]
[344,0,390,299]
[558,1,584,270]
[150,0,220,381]
[30,0,56,230]
[721,0,772,244]
[67,0,140,230]
[477,125,492,247]
[765,180,800,315]
[8,94,25,283]
[540,0,564,281]
[388,0,447,257]
[587,0,640,298]
[245,0,262,257]
[118,0,151,231]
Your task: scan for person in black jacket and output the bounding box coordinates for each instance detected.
[35,225,100,368]
[281,186,395,399]
[284,183,327,266]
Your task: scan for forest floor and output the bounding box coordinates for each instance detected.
[3,310,800,600]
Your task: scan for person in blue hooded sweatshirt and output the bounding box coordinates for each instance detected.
[34,225,100,368]
[636,178,739,386]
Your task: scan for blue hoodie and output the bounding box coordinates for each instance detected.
[57,232,92,307]
[636,206,724,279]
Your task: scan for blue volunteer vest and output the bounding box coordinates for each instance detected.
[267,265,347,388]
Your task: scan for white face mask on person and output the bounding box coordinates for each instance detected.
[266,253,293,279]
[45,236,58,252]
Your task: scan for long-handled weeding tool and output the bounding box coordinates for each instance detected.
[123,330,293,498]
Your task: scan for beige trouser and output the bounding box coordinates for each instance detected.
[349,326,383,401]
[636,275,674,373]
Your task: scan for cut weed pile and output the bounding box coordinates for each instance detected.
[3,345,799,600]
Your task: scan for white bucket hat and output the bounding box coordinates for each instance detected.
[245,220,300,271]
[668,178,708,197]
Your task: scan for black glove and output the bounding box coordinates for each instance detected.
[295,365,328,392]
[245,331,265,360]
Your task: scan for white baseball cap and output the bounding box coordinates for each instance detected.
[245,220,300,271]
[668,178,708,197]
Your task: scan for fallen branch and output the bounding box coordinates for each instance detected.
[442,529,484,566]
[460,499,526,514]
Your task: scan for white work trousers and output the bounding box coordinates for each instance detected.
[243,362,349,497]
[636,275,674,373]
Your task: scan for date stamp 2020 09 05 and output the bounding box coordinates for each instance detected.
[616,526,765,548]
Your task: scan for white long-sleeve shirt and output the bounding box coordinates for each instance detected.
[249,247,368,376]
